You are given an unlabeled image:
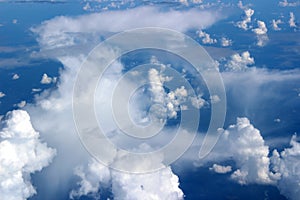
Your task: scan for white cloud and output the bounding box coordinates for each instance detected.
[70,159,111,199]
[279,0,300,7]
[0,110,56,200]
[0,92,5,98]
[111,165,183,200]
[198,30,217,44]
[289,12,297,27]
[225,51,254,71]
[272,19,283,31]
[221,37,232,47]
[12,19,17,24]
[31,6,222,51]
[40,73,56,84]
[16,100,26,108]
[190,95,205,109]
[220,118,276,185]
[209,164,232,174]
[210,95,220,104]
[271,135,300,200]
[12,73,19,80]
[252,20,269,47]
[236,8,255,30]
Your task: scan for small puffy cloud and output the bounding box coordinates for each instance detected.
[198,30,217,44]
[236,8,255,30]
[289,12,297,27]
[0,110,56,200]
[272,19,283,31]
[12,73,19,80]
[0,92,5,98]
[225,51,254,71]
[210,95,220,104]
[209,164,232,174]
[190,95,205,109]
[221,37,232,47]
[252,20,269,46]
[16,100,26,108]
[40,73,57,84]
[32,88,42,93]
[279,0,300,7]
[274,118,281,123]
[12,19,17,24]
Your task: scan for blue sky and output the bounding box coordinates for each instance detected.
[0,0,300,200]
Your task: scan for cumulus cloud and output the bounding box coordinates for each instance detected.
[289,12,297,27]
[209,164,232,174]
[198,30,217,44]
[236,8,255,30]
[272,19,283,31]
[219,118,276,184]
[40,73,57,84]
[252,20,269,46]
[279,0,300,7]
[271,135,300,200]
[220,37,232,47]
[16,100,26,108]
[12,73,19,80]
[0,110,56,200]
[225,51,254,71]
[0,91,5,98]
[70,159,111,199]
[111,165,183,200]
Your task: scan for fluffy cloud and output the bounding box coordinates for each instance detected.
[271,135,300,200]
[198,30,217,44]
[252,20,269,46]
[279,0,300,7]
[0,91,5,98]
[236,8,254,30]
[70,159,111,199]
[16,100,26,108]
[219,118,276,184]
[272,19,283,31]
[40,73,57,84]
[12,73,19,80]
[220,37,232,47]
[0,110,56,200]
[209,164,232,174]
[225,51,254,71]
[111,166,183,200]
[289,12,297,27]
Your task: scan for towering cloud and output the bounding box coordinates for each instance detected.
[0,110,56,200]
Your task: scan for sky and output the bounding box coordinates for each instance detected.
[0,0,300,200]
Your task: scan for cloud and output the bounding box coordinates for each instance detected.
[111,165,183,200]
[40,73,57,84]
[271,135,300,200]
[198,30,217,44]
[209,164,232,174]
[252,20,269,47]
[272,19,283,31]
[289,12,297,27]
[16,100,27,108]
[236,8,254,30]
[31,6,222,52]
[220,37,232,47]
[0,92,5,98]
[70,159,110,199]
[279,0,300,7]
[12,73,19,80]
[0,110,56,200]
[225,51,254,71]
